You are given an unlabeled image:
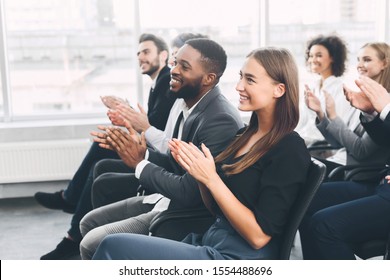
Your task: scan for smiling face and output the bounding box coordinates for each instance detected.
[169,44,206,101]
[236,56,284,114]
[357,46,386,81]
[137,40,163,79]
[307,44,333,78]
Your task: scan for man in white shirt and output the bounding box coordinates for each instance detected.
[79,38,244,260]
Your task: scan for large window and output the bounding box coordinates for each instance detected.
[0,79,3,118]
[138,0,260,120]
[3,0,137,120]
[0,0,389,123]
[268,0,384,86]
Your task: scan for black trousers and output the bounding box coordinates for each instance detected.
[91,159,139,208]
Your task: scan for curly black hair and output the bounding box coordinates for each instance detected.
[305,34,348,77]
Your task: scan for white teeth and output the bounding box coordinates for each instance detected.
[171,77,180,84]
[240,96,249,100]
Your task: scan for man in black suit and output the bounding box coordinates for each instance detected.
[36,33,176,260]
[78,38,244,259]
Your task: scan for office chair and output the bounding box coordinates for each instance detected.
[149,158,327,260]
[353,235,390,260]
[308,139,388,184]
[307,140,338,151]
[279,158,326,259]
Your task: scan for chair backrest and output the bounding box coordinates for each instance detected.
[278,158,327,259]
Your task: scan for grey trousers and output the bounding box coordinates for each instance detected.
[79,195,160,260]
[92,233,225,260]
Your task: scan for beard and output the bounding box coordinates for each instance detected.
[169,77,202,100]
[142,63,160,77]
[141,55,161,77]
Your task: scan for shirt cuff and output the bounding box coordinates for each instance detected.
[361,111,378,122]
[380,103,390,121]
[135,159,150,179]
[144,126,156,142]
[144,149,149,160]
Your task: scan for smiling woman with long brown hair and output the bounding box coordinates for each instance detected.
[92,47,311,260]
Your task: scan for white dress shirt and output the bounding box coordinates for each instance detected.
[145,99,184,152]
[136,91,210,212]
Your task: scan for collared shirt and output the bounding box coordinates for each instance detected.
[135,90,211,212]
[144,99,184,152]
[360,102,390,123]
[175,95,201,140]
[150,77,157,91]
[380,103,390,121]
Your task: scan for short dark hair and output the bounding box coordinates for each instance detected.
[185,38,227,81]
[139,33,169,64]
[171,33,209,49]
[305,34,348,77]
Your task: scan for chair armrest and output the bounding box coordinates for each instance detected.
[307,140,328,147]
[328,164,388,182]
[149,207,214,241]
[307,145,340,151]
[307,140,339,151]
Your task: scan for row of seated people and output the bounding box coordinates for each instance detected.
[298,36,390,259]
[34,33,390,259]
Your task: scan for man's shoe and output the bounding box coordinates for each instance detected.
[40,238,80,260]
[34,191,75,214]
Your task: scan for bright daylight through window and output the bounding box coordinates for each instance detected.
[0,0,388,122]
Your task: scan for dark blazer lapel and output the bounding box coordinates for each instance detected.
[181,86,221,141]
[155,66,170,88]
[148,66,170,108]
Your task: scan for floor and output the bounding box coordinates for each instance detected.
[1,195,383,261]
[0,196,74,260]
[0,195,305,260]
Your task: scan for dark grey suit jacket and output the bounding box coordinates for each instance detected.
[139,86,244,209]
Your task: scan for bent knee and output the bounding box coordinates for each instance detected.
[309,210,340,239]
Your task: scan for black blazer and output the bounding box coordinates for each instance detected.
[139,86,244,209]
[361,112,390,148]
[147,65,176,131]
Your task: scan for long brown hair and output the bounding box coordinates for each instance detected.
[361,42,390,92]
[215,47,300,175]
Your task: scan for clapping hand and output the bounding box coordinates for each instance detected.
[324,91,337,120]
[169,139,218,186]
[115,103,150,132]
[355,76,390,113]
[304,84,324,120]
[344,84,375,114]
[107,109,126,126]
[90,125,115,150]
[100,95,129,110]
[91,122,146,168]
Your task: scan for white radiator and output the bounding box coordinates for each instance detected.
[0,139,91,183]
